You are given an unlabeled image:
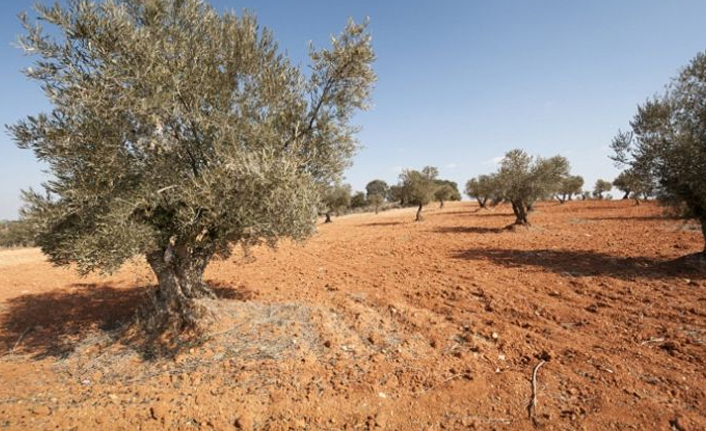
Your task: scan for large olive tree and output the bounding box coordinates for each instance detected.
[611,51,706,255]
[10,0,375,332]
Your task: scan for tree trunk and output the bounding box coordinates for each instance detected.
[324,212,332,223]
[144,244,214,333]
[568,194,573,201]
[511,201,529,225]
[701,218,706,256]
[622,191,630,199]
[439,200,444,209]
[634,196,641,206]
[374,205,379,215]
[478,197,487,208]
[415,203,424,222]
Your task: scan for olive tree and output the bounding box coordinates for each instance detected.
[495,150,569,225]
[613,169,651,204]
[349,191,367,209]
[611,51,706,254]
[322,184,352,223]
[365,179,387,213]
[368,193,384,214]
[593,179,613,199]
[465,174,498,209]
[555,175,584,203]
[434,184,455,209]
[10,0,375,333]
[398,166,438,221]
[365,179,388,200]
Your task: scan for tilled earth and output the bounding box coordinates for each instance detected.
[0,200,705,430]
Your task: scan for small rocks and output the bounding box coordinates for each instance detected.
[234,412,254,431]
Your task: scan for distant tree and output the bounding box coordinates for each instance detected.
[9,0,375,333]
[388,185,404,205]
[434,184,455,209]
[495,150,569,225]
[368,194,384,214]
[365,180,389,200]
[0,219,35,248]
[465,174,498,208]
[611,51,706,254]
[593,179,612,199]
[434,179,462,202]
[322,184,352,223]
[398,166,438,221]
[612,169,652,205]
[580,191,591,201]
[555,175,584,203]
[350,191,367,208]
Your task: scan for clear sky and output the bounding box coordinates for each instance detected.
[2,0,706,219]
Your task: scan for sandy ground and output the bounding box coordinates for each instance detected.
[0,200,705,430]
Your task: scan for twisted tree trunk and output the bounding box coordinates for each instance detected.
[144,243,214,333]
[477,197,487,208]
[511,201,529,225]
[415,203,424,222]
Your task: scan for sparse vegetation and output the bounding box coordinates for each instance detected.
[0,219,34,248]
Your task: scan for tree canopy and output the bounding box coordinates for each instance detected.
[10,0,375,333]
[397,166,438,221]
[611,51,706,253]
[495,150,570,225]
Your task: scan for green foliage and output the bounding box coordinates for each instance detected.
[613,169,652,201]
[365,180,388,200]
[368,194,384,213]
[350,191,367,208]
[11,0,374,273]
[398,167,438,207]
[397,166,438,220]
[593,179,612,199]
[434,184,455,205]
[322,184,352,216]
[0,219,35,248]
[465,174,499,207]
[611,51,706,252]
[494,149,570,224]
[9,0,375,330]
[556,175,584,203]
[434,180,461,201]
[387,185,404,205]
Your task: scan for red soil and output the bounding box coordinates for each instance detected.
[0,200,704,430]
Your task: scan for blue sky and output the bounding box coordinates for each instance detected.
[2,0,706,219]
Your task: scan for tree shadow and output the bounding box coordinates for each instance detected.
[362,221,405,227]
[451,248,705,280]
[0,281,253,359]
[435,226,503,234]
[584,215,678,222]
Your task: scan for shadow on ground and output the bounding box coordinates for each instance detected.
[0,281,252,359]
[452,248,706,280]
[435,226,503,234]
